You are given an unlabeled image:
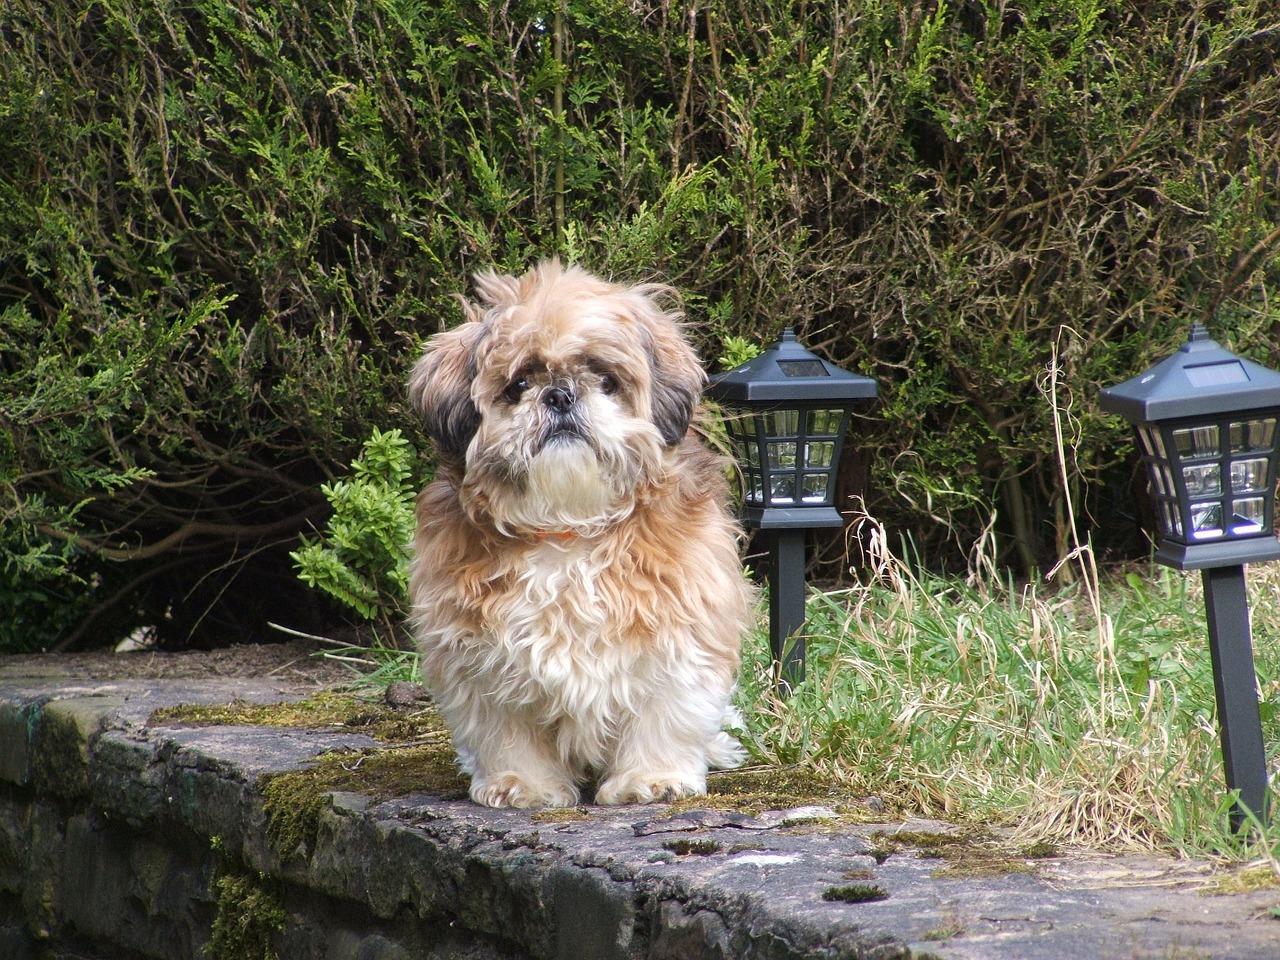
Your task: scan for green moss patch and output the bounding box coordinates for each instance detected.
[208,866,286,960]
[529,807,593,824]
[260,742,469,857]
[1021,839,1059,859]
[921,919,966,942]
[150,692,468,859]
[150,691,448,743]
[662,838,722,856]
[1207,865,1280,895]
[822,883,889,903]
[673,765,892,820]
[868,828,1048,879]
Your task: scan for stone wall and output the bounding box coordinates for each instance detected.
[6,673,1279,960]
[0,677,909,960]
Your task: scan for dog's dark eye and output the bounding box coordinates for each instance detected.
[600,373,620,396]
[503,376,530,403]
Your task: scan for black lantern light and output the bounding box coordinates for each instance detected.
[706,329,877,692]
[1100,322,1280,830]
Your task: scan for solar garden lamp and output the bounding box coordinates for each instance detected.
[1099,322,1280,831]
[706,329,877,695]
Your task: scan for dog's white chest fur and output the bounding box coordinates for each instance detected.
[493,541,641,729]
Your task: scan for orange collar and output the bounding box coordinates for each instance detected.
[532,529,578,542]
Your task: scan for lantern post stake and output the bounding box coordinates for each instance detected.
[768,528,808,693]
[1202,564,1270,831]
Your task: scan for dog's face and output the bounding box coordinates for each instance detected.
[408,261,706,535]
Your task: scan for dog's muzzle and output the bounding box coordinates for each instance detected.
[539,385,589,445]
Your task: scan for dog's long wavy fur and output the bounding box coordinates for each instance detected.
[407,260,754,808]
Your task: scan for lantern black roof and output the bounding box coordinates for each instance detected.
[1099,324,1280,423]
[705,328,878,404]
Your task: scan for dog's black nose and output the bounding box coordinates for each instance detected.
[542,385,575,414]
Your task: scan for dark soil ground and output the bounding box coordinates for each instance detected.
[0,639,352,686]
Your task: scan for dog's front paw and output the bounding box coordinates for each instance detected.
[470,774,579,809]
[595,773,705,806]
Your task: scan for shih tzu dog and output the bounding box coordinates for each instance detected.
[407,260,754,808]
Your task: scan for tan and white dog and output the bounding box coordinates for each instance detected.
[407,260,753,808]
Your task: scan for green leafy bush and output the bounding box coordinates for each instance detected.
[4,0,1280,648]
[291,429,416,635]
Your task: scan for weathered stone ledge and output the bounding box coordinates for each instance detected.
[1,672,1278,960]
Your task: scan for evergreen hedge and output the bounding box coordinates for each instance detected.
[3,0,1279,649]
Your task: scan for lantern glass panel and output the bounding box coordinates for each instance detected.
[1142,414,1280,545]
[1139,426,1167,458]
[770,410,800,435]
[1230,419,1276,453]
[1162,415,1280,543]
[1173,425,1221,458]
[802,474,828,502]
[1191,503,1224,539]
[1230,458,1268,493]
[1182,463,1222,497]
[769,442,797,468]
[1233,498,1265,533]
[806,410,842,435]
[770,475,795,503]
[724,417,767,504]
[805,441,834,468]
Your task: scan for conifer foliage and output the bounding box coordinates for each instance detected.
[3,0,1278,648]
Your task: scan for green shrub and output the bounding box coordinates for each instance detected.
[3,0,1280,647]
[0,517,95,654]
[291,428,417,636]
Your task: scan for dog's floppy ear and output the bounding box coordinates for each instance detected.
[630,283,707,446]
[408,318,487,463]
